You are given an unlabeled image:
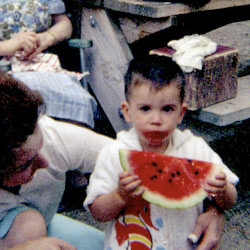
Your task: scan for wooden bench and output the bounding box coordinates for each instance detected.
[79,0,250,132]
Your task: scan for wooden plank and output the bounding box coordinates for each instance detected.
[119,15,174,43]
[83,0,250,18]
[84,0,103,6]
[80,7,132,132]
[187,75,250,126]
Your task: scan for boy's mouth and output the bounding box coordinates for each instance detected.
[143,131,168,142]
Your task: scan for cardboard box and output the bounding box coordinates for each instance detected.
[150,45,239,110]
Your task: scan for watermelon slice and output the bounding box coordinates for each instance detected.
[119,149,223,209]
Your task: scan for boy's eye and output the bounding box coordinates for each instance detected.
[15,155,36,173]
[162,106,174,112]
[140,106,150,112]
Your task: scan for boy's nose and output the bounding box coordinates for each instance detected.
[150,111,162,125]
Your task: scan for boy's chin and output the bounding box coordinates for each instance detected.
[147,138,165,145]
[144,139,170,152]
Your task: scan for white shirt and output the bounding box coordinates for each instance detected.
[85,128,238,250]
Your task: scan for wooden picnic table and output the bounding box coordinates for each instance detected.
[83,0,249,18]
[79,0,250,132]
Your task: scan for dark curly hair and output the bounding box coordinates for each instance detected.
[0,72,45,181]
[124,55,186,103]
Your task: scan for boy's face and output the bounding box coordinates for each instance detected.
[2,124,49,187]
[121,75,187,153]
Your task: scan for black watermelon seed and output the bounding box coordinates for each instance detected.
[150,175,157,180]
[168,179,172,183]
[188,159,192,163]
[171,173,175,177]
[176,171,180,176]
[195,171,199,175]
[157,169,163,173]
[152,162,157,167]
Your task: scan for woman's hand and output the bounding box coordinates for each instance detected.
[0,32,39,57]
[25,31,56,59]
[27,14,72,60]
[9,237,77,250]
[188,206,224,250]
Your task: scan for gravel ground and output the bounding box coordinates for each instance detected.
[204,21,250,248]
[62,20,250,249]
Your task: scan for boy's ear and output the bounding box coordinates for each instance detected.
[121,101,131,123]
[178,102,187,124]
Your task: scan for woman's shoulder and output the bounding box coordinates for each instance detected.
[47,0,65,14]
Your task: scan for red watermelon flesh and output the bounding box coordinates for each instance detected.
[119,149,223,209]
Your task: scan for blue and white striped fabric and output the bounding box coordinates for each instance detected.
[13,72,97,128]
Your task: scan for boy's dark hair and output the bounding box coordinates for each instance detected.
[124,55,185,103]
[0,72,45,180]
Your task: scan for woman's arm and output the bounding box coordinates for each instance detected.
[48,14,73,43]
[0,210,46,250]
[0,14,72,59]
[189,205,225,250]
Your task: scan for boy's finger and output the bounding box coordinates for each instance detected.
[205,179,226,189]
[204,185,220,193]
[132,186,145,197]
[215,172,226,179]
[120,175,140,186]
[205,188,225,199]
[126,179,141,192]
[119,170,134,178]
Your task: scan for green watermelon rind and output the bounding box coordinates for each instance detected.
[119,149,223,209]
[119,148,131,171]
[142,188,207,209]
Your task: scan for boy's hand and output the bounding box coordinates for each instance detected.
[117,171,145,202]
[204,172,227,199]
[205,172,237,211]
